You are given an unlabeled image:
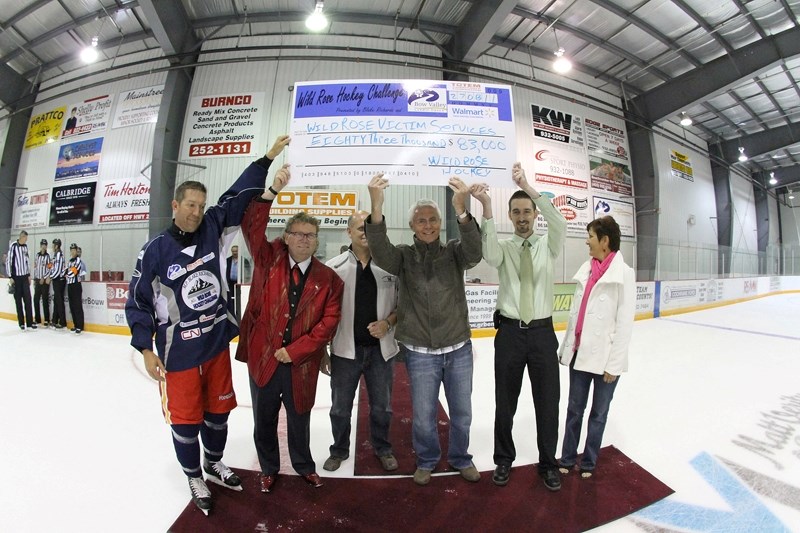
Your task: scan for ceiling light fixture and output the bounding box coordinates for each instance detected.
[769,172,777,185]
[552,30,572,74]
[306,1,328,32]
[679,112,692,127]
[738,147,748,162]
[80,36,99,64]
[789,192,795,200]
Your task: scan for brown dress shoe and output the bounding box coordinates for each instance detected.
[302,472,324,487]
[260,474,278,493]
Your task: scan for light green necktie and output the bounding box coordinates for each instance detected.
[519,239,534,324]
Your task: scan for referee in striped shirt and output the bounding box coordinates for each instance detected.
[49,238,68,330]
[5,230,36,331]
[33,238,52,326]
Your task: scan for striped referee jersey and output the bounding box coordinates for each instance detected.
[34,251,52,280]
[50,250,66,279]
[5,241,30,278]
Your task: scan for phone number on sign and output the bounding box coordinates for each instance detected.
[189,142,252,157]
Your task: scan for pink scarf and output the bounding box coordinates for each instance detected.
[574,251,616,350]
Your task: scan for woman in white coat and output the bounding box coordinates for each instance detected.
[557,216,635,478]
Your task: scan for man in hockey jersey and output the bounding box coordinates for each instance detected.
[125,135,290,514]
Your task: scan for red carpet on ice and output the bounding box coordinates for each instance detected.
[169,446,672,532]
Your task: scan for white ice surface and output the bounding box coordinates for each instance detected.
[1,294,799,532]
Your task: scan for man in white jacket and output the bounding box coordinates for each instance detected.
[322,211,400,472]
[557,215,635,478]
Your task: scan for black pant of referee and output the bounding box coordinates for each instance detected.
[493,314,560,474]
[67,282,84,331]
[12,275,34,328]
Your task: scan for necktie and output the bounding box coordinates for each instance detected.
[519,240,534,324]
[291,265,301,286]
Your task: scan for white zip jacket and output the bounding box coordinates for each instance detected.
[558,252,635,376]
[326,249,400,361]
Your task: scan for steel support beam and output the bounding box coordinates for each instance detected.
[627,25,800,124]
[453,0,517,63]
[711,162,733,276]
[714,121,800,165]
[138,0,194,60]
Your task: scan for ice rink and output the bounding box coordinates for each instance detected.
[1,293,799,532]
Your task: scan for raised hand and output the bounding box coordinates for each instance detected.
[368,173,389,222]
[266,135,291,160]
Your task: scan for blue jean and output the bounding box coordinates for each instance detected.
[559,365,619,471]
[329,345,394,458]
[404,341,474,470]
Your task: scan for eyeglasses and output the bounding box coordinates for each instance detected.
[287,231,318,241]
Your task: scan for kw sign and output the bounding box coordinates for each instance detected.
[268,190,359,228]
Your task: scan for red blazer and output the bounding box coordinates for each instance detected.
[236,199,343,414]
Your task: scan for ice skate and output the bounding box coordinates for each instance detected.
[203,460,242,491]
[187,476,212,515]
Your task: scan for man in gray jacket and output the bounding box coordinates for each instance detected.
[365,174,483,486]
[322,210,400,473]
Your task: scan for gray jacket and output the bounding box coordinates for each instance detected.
[365,215,482,349]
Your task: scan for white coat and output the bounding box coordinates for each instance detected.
[558,252,635,376]
[326,249,400,361]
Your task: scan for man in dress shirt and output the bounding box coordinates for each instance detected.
[472,162,567,491]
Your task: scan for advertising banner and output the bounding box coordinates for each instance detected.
[112,85,164,129]
[589,154,632,196]
[50,181,96,225]
[670,149,694,182]
[288,80,516,186]
[97,177,151,223]
[61,94,113,139]
[593,195,635,238]
[267,189,358,229]
[530,104,584,148]
[185,92,265,158]
[105,282,129,327]
[535,188,593,235]
[13,189,50,229]
[25,106,66,149]
[584,117,628,161]
[529,103,589,195]
[55,137,103,181]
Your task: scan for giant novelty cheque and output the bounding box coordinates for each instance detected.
[288,80,516,186]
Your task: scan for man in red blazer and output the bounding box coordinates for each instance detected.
[236,164,344,493]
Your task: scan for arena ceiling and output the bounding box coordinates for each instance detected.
[1,0,798,194]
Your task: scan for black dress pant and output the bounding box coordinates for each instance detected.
[493,321,560,473]
[51,278,67,327]
[11,275,34,327]
[250,363,314,476]
[67,282,84,330]
[33,280,51,324]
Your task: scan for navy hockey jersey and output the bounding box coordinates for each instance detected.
[125,158,273,371]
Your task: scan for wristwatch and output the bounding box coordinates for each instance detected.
[385,319,393,332]
[457,210,470,221]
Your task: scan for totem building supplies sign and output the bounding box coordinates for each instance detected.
[25,106,66,149]
[288,80,516,187]
[266,190,358,229]
[50,182,97,225]
[185,93,265,158]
